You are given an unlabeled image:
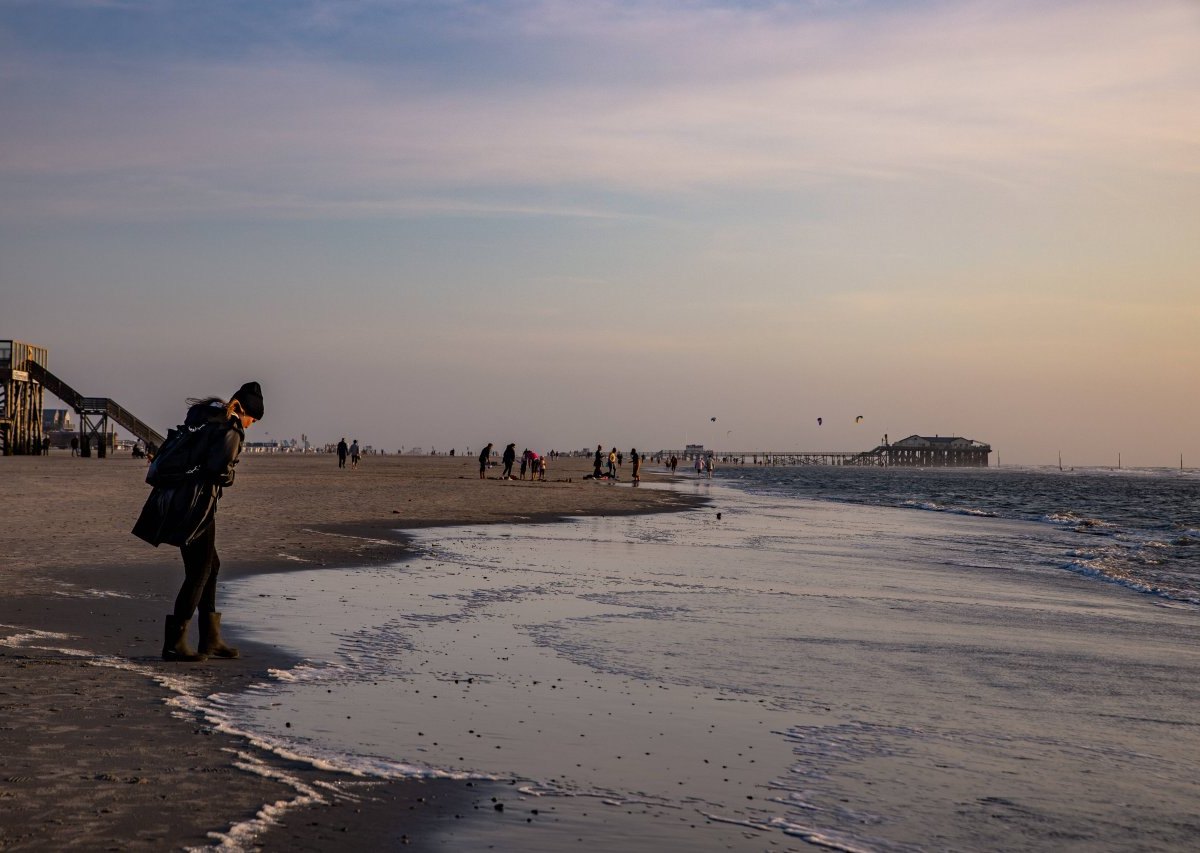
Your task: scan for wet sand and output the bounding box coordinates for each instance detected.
[0,452,701,850]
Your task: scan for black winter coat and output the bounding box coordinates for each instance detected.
[132,404,245,548]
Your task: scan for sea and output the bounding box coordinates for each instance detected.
[721,464,1200,603]
[206,465,1200,852]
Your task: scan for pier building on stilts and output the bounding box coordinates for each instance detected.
[658,435,992,467]
[1,339,164,457]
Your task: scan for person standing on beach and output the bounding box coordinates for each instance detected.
[593,444,604,478]
[631,448,641,486]
[349,439,361,469]
[337,437,348,468]
[133,382,264,662]
[479,443,493,479]
[502,443,517,479]
[608,448,617,477]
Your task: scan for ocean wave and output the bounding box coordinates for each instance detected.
[264,660,349,684]
[1043,512,1117,533]
[1061,552,1200,605]
[901,500,996,518]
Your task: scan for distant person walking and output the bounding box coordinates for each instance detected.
[479,443,493,479]
[133,382,264,662]
[707,454,716,479]
[337,437,349,468]
[42,436,50,455]
[593,444,604,478]
[70,436,79,456]
[631,448,641,486]
[695,455,704,476]
[669,455,678,474]
[502,443,517,479]
[608,448,617,477]
[350,439,361,469]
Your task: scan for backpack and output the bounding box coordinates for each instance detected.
[146,423,213,488]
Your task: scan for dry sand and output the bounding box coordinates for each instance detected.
[0,452,701,850]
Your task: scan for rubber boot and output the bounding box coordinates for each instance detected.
[197,611,239,659]
[162,615,206,662]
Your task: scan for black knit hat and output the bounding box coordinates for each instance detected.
[231,381,264,420]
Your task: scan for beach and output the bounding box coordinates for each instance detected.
[0,453,702,850]
[4,454,1200,851]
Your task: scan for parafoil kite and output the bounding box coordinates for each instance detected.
[817,417,823,426]
[855,415,864,424]
[710,417,717,422]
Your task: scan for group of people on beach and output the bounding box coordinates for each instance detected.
[591,445,643,485]
[478,443,554,480]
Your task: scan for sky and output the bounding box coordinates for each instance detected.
[2,0,1198,465]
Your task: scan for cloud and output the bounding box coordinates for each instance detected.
[1,0,1198,222]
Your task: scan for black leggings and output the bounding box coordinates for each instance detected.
[173,517,220,620]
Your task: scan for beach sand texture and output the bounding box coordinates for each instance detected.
[0,453,700,850]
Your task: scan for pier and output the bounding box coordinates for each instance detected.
[661,435,992,468]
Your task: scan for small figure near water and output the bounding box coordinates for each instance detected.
[350,439,361,469]
[337,437,348,469]
[132,381,264,663]
[502,443,517,479]
[631,448,641,486]
[593,444,604,478]
[479,443,493,479]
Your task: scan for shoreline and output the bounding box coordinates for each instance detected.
[0,454,706,850]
